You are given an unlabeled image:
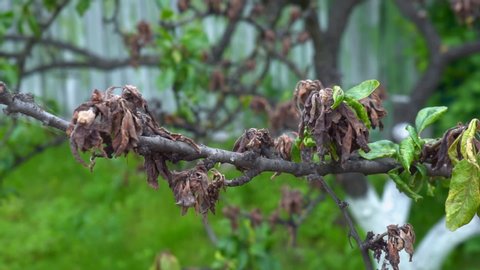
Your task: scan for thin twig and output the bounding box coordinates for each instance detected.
[308,174,373,270]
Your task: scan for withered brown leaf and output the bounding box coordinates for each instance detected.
[296,79,386,163]
[233,128,274,156]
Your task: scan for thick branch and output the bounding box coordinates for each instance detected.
[393,0,480,122]
[22,56,160,76]
[0,83,451,180]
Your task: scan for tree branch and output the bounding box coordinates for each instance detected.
[393,0,480,122]
[22,56,160,76]
[0,82,451,181]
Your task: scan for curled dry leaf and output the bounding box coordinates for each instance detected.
[366,224,416,270]
[68,85,200,189]
[170,165,225,215]
[293,79,323,112]
[297,80,386,163]
[420,123,474,173]
[274,134,294,160]
[233,128,274,156]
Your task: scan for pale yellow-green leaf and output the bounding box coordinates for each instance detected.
[460,119,479,167]
[445,159,480,231]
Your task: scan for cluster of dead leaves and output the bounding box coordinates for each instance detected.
[249,96,300,135]
[233,128,274,156]
[67,85,154,166]
[295,80,386,163]
[123,21,153,66]
[67,85,227,215]
[420,122,480,172]
[170,165,225,216]
[232,128,296,163]
[366,224,416,270]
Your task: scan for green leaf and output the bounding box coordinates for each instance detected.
[406,124,422,149]
[411,164,427,193]
[344,79,380,100]
[0,11,14,34]
[291,138,301,163]
[359,140,398,160]
[161,8,175,20]
[399,137,416,172]
[303,137,316,147]
[460,119,479,166]
[388,170,423,202]
[331,85,344,109]
[445,158,480,231]
[344,96,371,129]
[415,106,448,134]
[76,0,91,16]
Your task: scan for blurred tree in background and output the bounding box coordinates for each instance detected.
[2,1,480,269]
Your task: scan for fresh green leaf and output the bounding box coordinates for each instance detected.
[411,163,427,193]
[427,182,436,197]
[406,124,422,149]
[331,85,344,109]
[344,79,380,100]
[415,106,448,134]
[291,139,301,163]
[161,9,175,20]
[76,0,91,15]
[388,170,423,202]
[344,96,371,128]
[460,119,479,166]
[399,137,416,172]
[445,158,480,231]
[303,137,316,147]
[359,140,398,160]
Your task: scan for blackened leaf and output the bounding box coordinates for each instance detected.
[399,137,416,172]
[460,119,479,166]
[359,140,398,160]
[388,170,423,202]
[415,106,448,134]
[331,85,344,109]
[344,96,371,129]
[344,79,380,100]
[446,158,480,231]
[448,134,462,165]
